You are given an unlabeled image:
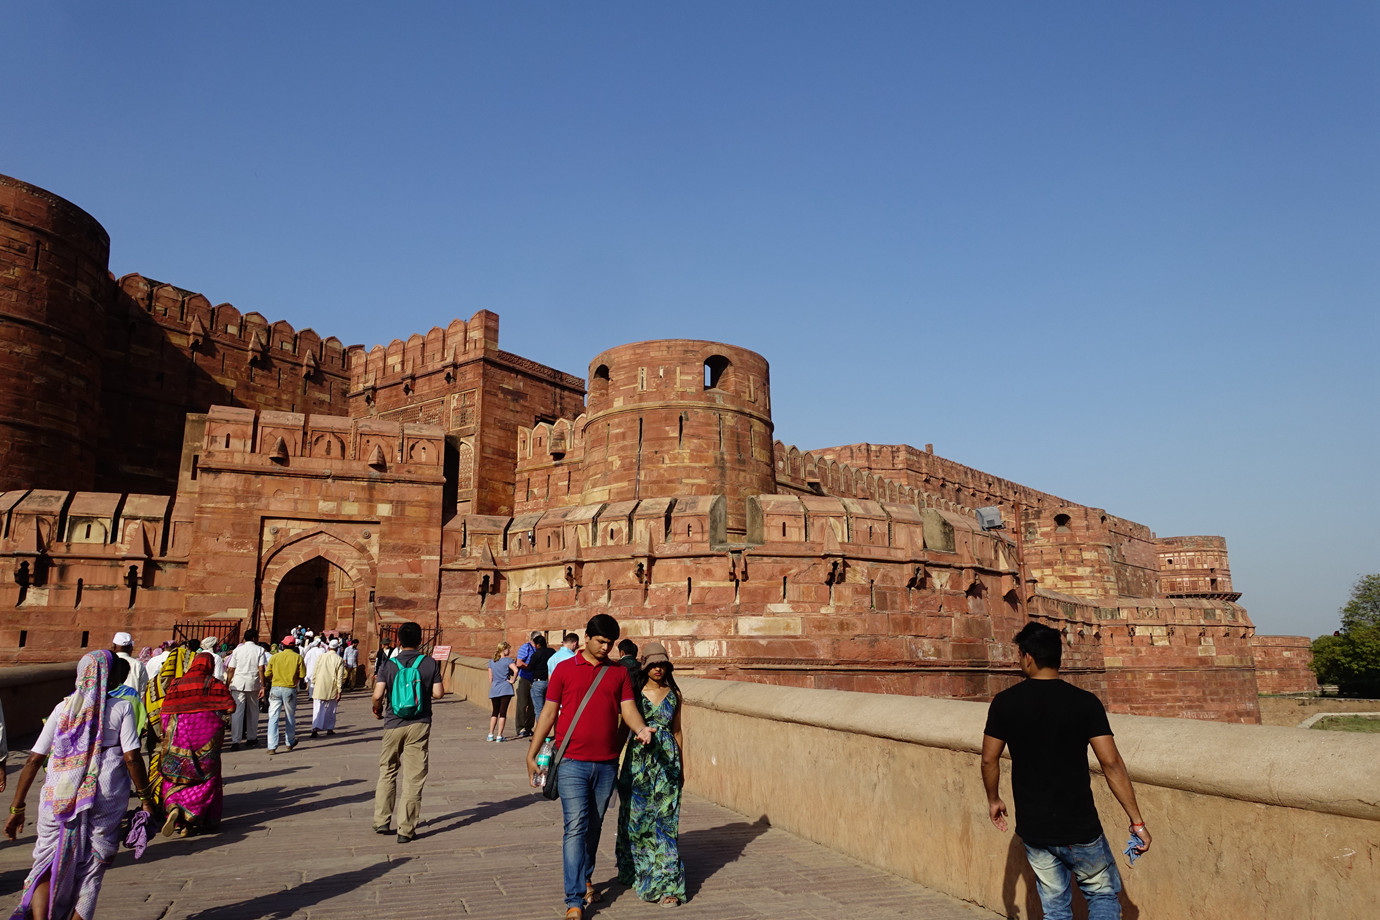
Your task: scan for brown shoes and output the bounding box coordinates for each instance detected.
[564,909,582,920]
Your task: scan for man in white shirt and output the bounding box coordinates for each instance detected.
[145,642,171,681]
[303,639,326,698]
[225,629,269,751]
[343,640,360,689]
[111,632,148,696]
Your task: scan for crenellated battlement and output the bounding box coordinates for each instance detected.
[198,406,445,471]
[349,311,500,392]
[116,273,358,373]
[773,440,967,514]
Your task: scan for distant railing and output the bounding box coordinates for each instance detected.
[171,620,241,648]
[377,624,442,654]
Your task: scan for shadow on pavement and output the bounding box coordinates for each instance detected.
[424,792,541,835]
[128,782,372,867]
[179,859,411,920]
[680,814,771,900]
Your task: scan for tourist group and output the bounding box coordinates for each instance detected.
[0,613,1148,920]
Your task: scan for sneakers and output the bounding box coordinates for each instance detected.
[486,734,495,742]
[495,735,508,742]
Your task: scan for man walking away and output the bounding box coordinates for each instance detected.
[616,639,639,679]
[265,636,305,754]
[527,635,555,729]
[526,614,656,920]
[372,621,444,843]
[112,632,148,697]
[982,622,1151,920]
[514,631,540,738]
[546,632,580,675]
[311,644,348,737]
[343,639,360,689]
[226,629,268,751]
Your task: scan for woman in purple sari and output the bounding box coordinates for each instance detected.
[4,651,156,920]
[157,652,234,837]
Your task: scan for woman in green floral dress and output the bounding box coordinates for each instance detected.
[615,641,687,905]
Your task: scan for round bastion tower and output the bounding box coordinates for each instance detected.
[579,340,775,540]
[0,175,110,492]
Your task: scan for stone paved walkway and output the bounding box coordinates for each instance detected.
[0,693,1001,919]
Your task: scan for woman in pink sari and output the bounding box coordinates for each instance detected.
[157,652,234,837]
[5,651,156,920]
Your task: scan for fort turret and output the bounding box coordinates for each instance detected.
[0,175,111,491]
[578,340,774,540]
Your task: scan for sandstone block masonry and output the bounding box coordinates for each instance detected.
[0,173,1317,720]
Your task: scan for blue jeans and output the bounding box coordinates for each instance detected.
[557,758,617,908]
[267,686,298,750]
[1024,835,1123,920]
[530,680,549,725]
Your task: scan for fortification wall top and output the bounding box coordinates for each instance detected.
[116,273,356,372]
[584,340,770,421]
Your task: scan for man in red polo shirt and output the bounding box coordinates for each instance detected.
[527,614,655,920]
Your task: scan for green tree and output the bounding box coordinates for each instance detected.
[1340,573,1380,632]
[1312,574,1380,696]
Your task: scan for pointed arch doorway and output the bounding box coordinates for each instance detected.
[259,530,377,644]
[270,556,353,639]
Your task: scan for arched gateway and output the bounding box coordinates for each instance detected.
[259,530,376,642]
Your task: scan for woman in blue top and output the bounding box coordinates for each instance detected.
[487,643,518,741]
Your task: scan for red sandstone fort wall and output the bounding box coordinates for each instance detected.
[97,274,356,495]
[0,174,1318,725]
[0,176,111,493]
[347,312,585,518]
[1250,635,1318,695]
[0,489,189,658]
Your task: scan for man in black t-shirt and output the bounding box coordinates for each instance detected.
[371,622,444,843]
[527,635,556,724]
[982,623,1150,920]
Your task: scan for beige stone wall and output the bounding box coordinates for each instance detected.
[452,660,1378,919]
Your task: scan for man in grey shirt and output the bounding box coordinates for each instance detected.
[371,622,444,843]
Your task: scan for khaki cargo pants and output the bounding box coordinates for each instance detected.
[373,720,431,837]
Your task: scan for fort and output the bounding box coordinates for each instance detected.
[0,173,1316,722]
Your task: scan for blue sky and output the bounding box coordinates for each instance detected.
[4,2,1375,637]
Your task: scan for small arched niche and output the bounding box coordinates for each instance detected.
[590,364,611,403]
[704,354,731,390]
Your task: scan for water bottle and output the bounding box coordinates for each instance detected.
[535,738,554,787]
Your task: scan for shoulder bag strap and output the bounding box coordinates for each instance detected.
[550,665,609,771]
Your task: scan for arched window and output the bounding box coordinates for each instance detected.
[591,364,611,403]
[704,355,731,390]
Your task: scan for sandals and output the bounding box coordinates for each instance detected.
[660,896,681,907]
[564,909,583,920]
[160,806,181,838]
[583,883,602,907]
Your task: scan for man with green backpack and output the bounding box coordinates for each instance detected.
[371,622,444,842]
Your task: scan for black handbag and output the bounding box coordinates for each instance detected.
[543,665,609,801]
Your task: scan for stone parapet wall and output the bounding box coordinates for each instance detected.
[0,662,79,738]
[1250,634,1318,695]
[672,674,1378,920]
[0,489,189,659]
